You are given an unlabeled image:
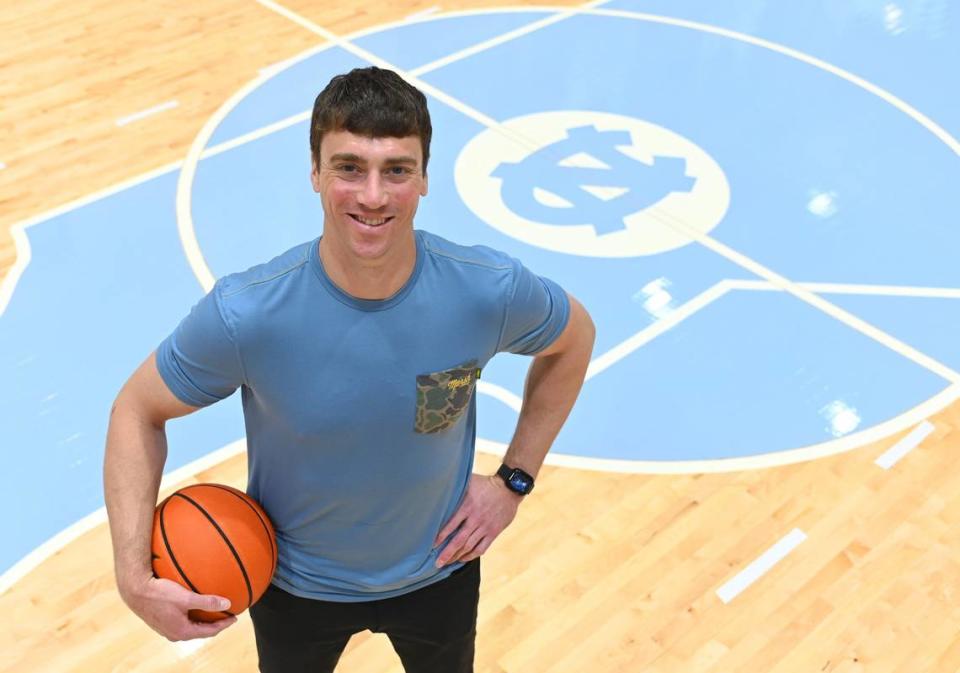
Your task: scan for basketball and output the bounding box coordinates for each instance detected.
[151,483,277,622]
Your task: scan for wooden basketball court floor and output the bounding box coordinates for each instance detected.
[3,1,960,671]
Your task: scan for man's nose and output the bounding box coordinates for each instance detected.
[356,172,388,209]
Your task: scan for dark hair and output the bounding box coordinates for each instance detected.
[310,67,432,174]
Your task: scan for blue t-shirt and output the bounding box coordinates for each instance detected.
[156,229,570,601]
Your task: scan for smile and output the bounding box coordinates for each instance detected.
[350,214,393,227]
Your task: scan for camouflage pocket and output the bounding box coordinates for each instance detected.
[415,360,480,434]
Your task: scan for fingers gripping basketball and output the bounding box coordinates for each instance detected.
[152,484,277,622]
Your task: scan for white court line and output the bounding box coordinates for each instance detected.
[259,54,306,77]
[222,4,960,185]
[0,438,247,597]
[1,226,33,319]
[653,215,960,384]
[586,281,730,380]
[171,1,599,163]
[726,279,960,299]
[875,420,935,469]
[171,638,209,659]
[478,380,523,412]
[538,385,960,474]
[115,100,179,127]
[255,42,336,78]
[251,0,607,151]
[585,7,959,157]
[2,435,506,596]
[409,7,586,77]
[1,159,179,317]
[182,7,592,162]
[239,5,601,142]
[582,275,960,383]
[203,110,312,159]
[716,528,807,604]
[406,6,440,21]
[0,105,311,317]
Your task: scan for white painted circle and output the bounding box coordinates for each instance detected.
[454,110,730,257]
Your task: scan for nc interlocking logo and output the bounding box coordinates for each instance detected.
[455,111,730,257]
[494,125,696,235]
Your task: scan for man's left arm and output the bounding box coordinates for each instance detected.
[434,292,595,567]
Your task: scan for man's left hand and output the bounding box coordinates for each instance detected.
[434,473,523,567]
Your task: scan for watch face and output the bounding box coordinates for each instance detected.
[509,471,533,493]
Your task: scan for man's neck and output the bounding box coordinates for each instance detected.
[318,234,417,300]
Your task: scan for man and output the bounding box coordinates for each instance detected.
[104,66,595,673]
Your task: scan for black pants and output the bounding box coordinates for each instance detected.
[249,560,480,673]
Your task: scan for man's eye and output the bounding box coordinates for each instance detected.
[338,164,358,172]
[388,166,412,176]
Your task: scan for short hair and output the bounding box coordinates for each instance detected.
[310,67,432,174]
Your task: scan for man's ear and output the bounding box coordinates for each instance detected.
[310,157,321,193]
[421,171,429,197]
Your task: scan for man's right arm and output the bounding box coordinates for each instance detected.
[103,351,236,641]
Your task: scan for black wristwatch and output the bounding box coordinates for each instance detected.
[496,463,535,496]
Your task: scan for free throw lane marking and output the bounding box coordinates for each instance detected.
[716,528,807,604]
[875,420,935,470]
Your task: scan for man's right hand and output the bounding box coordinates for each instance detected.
[120,575,237,641]
[104,352,230,642]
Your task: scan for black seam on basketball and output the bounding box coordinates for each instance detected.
[174,492,253,610]
[159,497,201,594]
[202,484,277,566]
[204,484,277,570]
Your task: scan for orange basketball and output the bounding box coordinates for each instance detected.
[151,483,277,622]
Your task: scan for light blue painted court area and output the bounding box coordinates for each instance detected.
[2,1,958,578]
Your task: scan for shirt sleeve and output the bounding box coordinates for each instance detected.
[497,258,571,356]
[155,281,245,407]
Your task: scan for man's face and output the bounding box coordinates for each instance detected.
[311,129,428,263]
